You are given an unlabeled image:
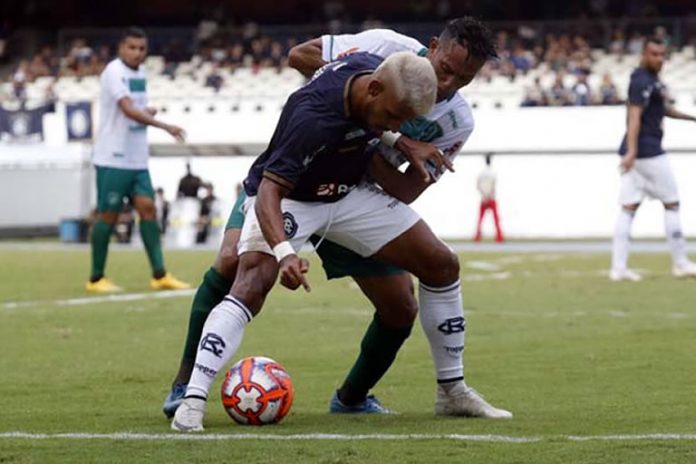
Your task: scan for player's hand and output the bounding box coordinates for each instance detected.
[166,124,186,143]
[394,137,454,182]
[279,254,311,292]
[620,153,636,173]
[146,107,158,116]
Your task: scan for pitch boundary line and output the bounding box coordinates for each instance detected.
[1,289,196,310]
[2,432,696,443]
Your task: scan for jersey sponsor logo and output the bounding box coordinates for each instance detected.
[200,333,226,358]
[316,183,352,197]
[437,317,466,335]
[282,212,298,238]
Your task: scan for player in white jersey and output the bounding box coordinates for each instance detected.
[86,27,190,293]
[166,19,511,426]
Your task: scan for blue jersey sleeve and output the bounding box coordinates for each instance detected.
[627,73,651,107]
[261,104,338,190]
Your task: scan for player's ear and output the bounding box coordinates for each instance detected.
[368,79,385,98]
[429,36,439,53]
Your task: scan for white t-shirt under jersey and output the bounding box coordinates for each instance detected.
[92,58,149,169]
[320,29,475,181]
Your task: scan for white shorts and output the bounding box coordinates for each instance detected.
[618,154,679,205]
[238,183,421,258]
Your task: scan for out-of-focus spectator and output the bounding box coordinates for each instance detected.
[0,21,9,63]
[155,187,170,234]
[598,73,620,105]
[204,63,224,92]
[571,73,592,106]
[547,73,571,106]
[609,29,626,55]
[510,42,533,72]
[627,32,644,54]
[177,163,202,198]
[521,77,547,107]
[196,183,217,244]
[227,43,245,71]
[12,60,29,100]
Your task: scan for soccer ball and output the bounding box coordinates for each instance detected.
[221,356,294,425]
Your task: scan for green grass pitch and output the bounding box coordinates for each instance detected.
[0,247,695,463]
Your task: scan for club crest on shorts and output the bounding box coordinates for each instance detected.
[282,212,298,238]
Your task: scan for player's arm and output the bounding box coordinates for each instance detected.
[288,38,326,78]
[383,134,454,182]
[664,106,696,122]
[117,97,186,142]
[255,176,311,293]
[622,104,642,172]
[368,154,431,204]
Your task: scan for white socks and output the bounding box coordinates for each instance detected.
[665,208,688,267]
[612,208,635,271]
[418,280,465,384]
[186,296,252,399]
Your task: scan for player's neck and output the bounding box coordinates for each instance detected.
[347,75,370,121]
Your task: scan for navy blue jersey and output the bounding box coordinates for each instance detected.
[244,53,383,202]
[619,67,666,158]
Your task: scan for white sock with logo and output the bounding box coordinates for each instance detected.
[665,207,688,267]
[612,208,635,271]
[418,280,465,385]
[186,296,252,399]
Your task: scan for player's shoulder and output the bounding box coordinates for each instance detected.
[101,59,123,77]
[630,67,652,83]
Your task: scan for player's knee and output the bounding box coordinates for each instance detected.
[421,248,460,286]
[622,203,640,212]
[214,245,239,280]
[98,212,119,224]
[377,291,418,329]
[664,202,679,211]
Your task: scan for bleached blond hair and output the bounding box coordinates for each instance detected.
[373,51,437,115]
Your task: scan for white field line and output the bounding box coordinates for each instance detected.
[1,289,196,310]
[1,431,696,443]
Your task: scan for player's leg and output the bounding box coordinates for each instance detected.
[652,156,696,276]
[132,170,189,289]
[172,196,326,431]
[473,201,486,241]
[86,166,125,292]
[163,195,246,418]
[610,165,644,281]
[375,221,511,418]
[172,250,277,432]
[327,187,511,418]
[491,200,504,242]
[311,237,414,413]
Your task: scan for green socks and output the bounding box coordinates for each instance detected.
[181,267,233,364]
[90,219,113,281]
[338,313,413,404]
[139,220,165,278]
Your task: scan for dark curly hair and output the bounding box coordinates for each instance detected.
[439,17,498,61]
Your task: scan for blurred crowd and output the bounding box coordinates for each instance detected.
[2,18,693,107]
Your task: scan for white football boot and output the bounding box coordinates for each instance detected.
[609,268,642,282]
[435,382,512,419]
[171,397,206,432]
[672,261,696,278]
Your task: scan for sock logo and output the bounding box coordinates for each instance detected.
[444,345,464,356]
[437,317,466,335]
[194,363,218,378]
[200,333,226,358]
